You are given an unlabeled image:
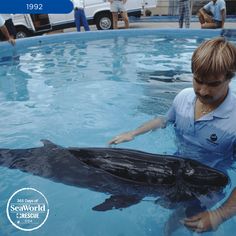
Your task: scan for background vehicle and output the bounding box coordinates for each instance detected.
[13,0,157,38]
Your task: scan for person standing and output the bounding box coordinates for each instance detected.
[179,0,191,28]
[108,0,129,29]
[198,0,226,29]
[0,15,15,45]
[71,0,90,32]
[1,14,16,38]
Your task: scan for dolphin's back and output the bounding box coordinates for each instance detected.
[69,148,181,186]
[0,141,229,205]
[68,147,228,191]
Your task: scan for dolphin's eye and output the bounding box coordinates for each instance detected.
[185,168,195,176]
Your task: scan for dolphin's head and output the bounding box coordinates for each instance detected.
[181,159,229,194]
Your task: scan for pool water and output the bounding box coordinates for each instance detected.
[0,29,236,236]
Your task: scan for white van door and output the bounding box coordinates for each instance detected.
[48,13,74,26]
[142,0,157,8]
[126,0,142,11]
[30,14,52,32]
[85,0,105,6]
[13,14,36,38]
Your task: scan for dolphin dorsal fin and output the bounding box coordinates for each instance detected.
[40,139,58,148]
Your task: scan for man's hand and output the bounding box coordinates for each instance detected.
[8,37,15,46]
[183,210,223,233]
[108,131,135,145]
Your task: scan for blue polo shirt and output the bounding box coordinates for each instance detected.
[203,0,226,21]
[167,88,236,168]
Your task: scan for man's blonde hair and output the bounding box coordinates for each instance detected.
[192,37,236,80]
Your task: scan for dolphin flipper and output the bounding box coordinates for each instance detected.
[92,195,142,211]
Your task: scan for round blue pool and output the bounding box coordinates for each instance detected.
[0,29,236,236]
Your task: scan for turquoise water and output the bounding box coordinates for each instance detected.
[0,29,236,236]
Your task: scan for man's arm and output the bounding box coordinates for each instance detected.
[0,25,15,45]
[217,188,236,222]
[198,7,213,23]
[221,9,226,28]
[108,117,167,145]
[184,188,236,232]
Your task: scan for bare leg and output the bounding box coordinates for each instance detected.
[197,11,215,28]
[121,12,129,29]
[112,12,118,29]
[201,22,217,29]
[197,12,205,24]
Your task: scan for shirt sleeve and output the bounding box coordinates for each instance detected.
[219,0,226,10]
[203,2,211,11]
[166,99,176,123]
[165,88,193,123]
[0,15,5,27]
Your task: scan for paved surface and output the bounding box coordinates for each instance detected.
[49,18,236,35]
[129,21,236,29]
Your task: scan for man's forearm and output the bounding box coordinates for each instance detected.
[0,25,11,40]
[221,9,226,27]
[217,188,236,222]
[199,8,207,17]
[131,117,167,136]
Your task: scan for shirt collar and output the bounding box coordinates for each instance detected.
[191,88,235,120]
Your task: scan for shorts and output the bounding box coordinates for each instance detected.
[0,19,16,40]
[110,1,126,13]
[214,19,223,28]
[5,19,16,38]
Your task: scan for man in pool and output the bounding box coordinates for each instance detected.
[197,0,226,29]
[108,37,236,231]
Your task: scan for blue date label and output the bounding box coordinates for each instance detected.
[26,4,43,11]
[0,0,73,14]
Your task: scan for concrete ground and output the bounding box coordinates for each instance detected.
[48,19,236,35]
[127,20,236,29]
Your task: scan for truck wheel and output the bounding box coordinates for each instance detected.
[95,12,112,30]
[15,27,31,38]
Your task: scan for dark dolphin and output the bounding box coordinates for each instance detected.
[0,140,228,211]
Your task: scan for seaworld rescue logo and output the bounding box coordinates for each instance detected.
[206,133,219,145]
[6,188,49,231]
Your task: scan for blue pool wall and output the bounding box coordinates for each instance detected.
[0,28,227,52]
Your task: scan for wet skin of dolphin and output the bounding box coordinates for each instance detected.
[0,140,229,211]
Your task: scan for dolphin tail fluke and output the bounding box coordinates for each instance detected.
[92,195,142,211]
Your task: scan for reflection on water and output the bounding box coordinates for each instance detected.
[0,52,30,101]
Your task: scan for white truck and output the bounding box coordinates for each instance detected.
[12,0,157,38]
